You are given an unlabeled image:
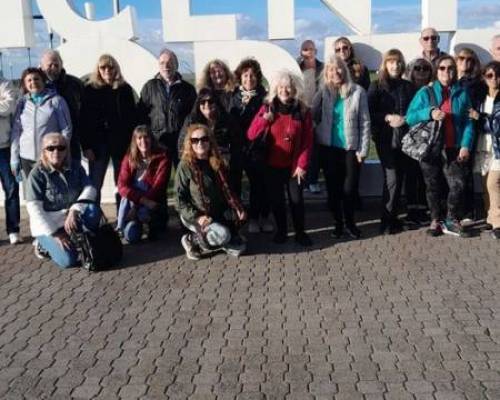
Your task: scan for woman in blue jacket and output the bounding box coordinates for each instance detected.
[406,55,474,237]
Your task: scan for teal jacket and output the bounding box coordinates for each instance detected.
[406,81,474,150]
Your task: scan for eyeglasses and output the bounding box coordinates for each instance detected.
[98,65,114,71]
[457,56,474,63]
[190,136,210,145]
[438,66,455,72]
[422,35,438,42]
[200,99,214,106]
[485,72,498,80]
[44,145,67,152]
[335,45,350,53]
[414,65,431,72]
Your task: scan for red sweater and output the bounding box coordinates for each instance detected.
[247,104,313,170]
[118,151,171,204]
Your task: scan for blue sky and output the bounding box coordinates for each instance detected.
[2,0,500,78]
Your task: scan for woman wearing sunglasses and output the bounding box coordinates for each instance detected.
[472,61,500,239]
[80,54,137,208]
[25,133,101,268]
[178,88,241,191]
[333,37,371,91]
[406,55,474,237]
[117,125,170,243]
[175,124,247,260]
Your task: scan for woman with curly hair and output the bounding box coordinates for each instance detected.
[175,124,247,260]
[198,59,235,111]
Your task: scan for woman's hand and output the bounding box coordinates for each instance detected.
[457,147,470,163]
[468,108,480,121]
[236,209,247,222]
[356,153,365,164]
[292,167,306,185]
[83,149,96,162]
[431,109,446,121]
[141,198,159,210]
[53,230,72,250]
[64,209,80,235]
[263,111,274,122]
[197,215,212,229]
[387,114,406,128]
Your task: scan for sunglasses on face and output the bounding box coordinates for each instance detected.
[190,136,210,145]
[200,99,214,106]
[335,45,350,53]
[422,35,438,42]
[457,55,474,63]
[485,72,499,80]
[44,145,66,152]
[99,65,114,71]
[414,65,431,72]
[438,66,455,72]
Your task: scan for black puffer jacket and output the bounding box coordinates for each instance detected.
[46,69,84,158]
[368,78,417,147]
[137,73,196,150]
[80,82,136,159]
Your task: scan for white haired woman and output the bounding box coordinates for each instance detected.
[311,55,371,239]
[25,133,101,268]
[247,69,313,246]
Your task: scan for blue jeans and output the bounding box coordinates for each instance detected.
[117,180,153,243]
[0,148,20,234]
[37,204,101,269]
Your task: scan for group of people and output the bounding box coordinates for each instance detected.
[0,29,499,267]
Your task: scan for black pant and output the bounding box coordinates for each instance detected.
[319,146,360,225]
[245,160,270,220]
[376,142,404,221]
[402,153,427,211]
[420,149,469,221]
[265,166,305,234]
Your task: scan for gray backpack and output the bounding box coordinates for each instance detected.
[401,87,443,162]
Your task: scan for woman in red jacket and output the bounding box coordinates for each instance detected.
[117,125,171,242]
[247,69,313,245]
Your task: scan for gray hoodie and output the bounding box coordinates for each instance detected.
[10,89,72,165]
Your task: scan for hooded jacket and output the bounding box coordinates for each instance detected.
[10,89,72,165]
[0,79,17,149]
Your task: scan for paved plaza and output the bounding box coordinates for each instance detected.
[1,200,500,399]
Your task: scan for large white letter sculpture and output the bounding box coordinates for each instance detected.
[0,0,35,48]
[161,0,302,82]
[36,0,157,93]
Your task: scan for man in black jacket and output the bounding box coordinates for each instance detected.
[137,49,196,168]
[40,50,84,161]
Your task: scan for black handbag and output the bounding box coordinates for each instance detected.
[70,203,123,272]
[402,87,443,162]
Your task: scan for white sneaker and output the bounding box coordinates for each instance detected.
[9,233,23,245]
[260,217,274,233]
[248,219,260,234]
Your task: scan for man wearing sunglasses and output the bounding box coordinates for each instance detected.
[419,27,447,66]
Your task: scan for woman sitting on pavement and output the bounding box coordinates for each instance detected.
[406,55,474,237]
[10,67,72,181]
[312,55,371,240]
[175,123,247,260]
[248,69,313,246]
[472,61,500,239]
[25,133,101,268]
[117,125,171,243]
[228,58,273,233]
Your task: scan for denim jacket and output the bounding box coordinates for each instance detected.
[25,160,96,236]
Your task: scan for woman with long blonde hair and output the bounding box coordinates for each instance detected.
[198,59,235,111]
[80,54,137,208]
[175,124,246,260]
[312,55,371,239]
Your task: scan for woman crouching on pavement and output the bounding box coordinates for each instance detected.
[26,133,101,268]
[175,123,247,260]
[117,125,171,243]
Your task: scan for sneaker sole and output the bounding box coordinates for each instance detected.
[441,227,461,237]
[181,235,201,261]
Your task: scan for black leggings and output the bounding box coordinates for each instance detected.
[319,146,360,225]
[265,166,305,235]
